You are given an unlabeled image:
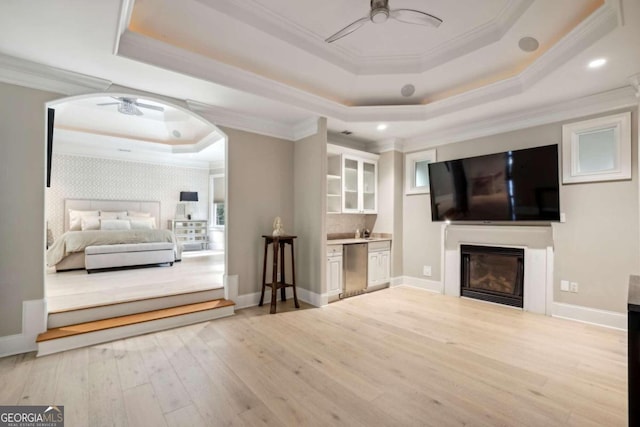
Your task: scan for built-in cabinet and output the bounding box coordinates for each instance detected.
[327,144,378,214]
[367,240,391,288]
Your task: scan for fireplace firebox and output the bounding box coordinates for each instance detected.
[460,245,524,308]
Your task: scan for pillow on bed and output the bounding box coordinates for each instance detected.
[100,219,131,231]
[128,210,151,218]
[69,209,99,231]
[100,211,127,219]
[130,218,155,230]
[80,217,100,231]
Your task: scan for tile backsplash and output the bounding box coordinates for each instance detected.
[326,214,377,235]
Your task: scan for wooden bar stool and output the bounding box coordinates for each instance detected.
[260,235,299,314]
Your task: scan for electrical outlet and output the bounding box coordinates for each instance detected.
[570,282,579,293]
[560,280,569,292]
[423,266,432,277]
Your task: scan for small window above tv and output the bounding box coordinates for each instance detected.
[428,145,560,223]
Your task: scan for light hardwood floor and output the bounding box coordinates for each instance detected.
[0,286,627,426]
[45,251,224,312]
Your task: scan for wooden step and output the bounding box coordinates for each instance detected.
[48,287,225,328]
[37,299,235,356]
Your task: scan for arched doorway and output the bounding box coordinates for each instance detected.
[44,93,228,313]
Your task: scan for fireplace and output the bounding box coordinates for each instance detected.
[460,245,524,308]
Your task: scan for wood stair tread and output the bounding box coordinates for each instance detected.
[37,299,235,342]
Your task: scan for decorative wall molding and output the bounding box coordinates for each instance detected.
[552,302,627,330]
[194,0,533,75]
[0,299,47,358]
[0,53,111,96]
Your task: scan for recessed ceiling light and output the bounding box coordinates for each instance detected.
[518,36,539,52]
[172,130,182,138]
[588,58,607,69]
[377,124,388,131]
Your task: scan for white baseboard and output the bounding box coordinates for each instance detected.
[235,286,326,310]
[390,276,443,294]
[0,299,47,358]
[552,302,627,330]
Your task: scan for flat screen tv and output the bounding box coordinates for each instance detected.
[428,144,560,222]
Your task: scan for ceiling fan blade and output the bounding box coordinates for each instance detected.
[96,102,120,106]
[325,16,370,43]
[389,9,443,27]
[135,102,165,112]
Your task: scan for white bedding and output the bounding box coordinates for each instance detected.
[47,229,177,267]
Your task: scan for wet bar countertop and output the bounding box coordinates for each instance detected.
[327,233,392,245]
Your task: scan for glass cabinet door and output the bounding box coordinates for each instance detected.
[362,161,376,213]
[343,157,359,212]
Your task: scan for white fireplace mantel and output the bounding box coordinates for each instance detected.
[441,224,554,315]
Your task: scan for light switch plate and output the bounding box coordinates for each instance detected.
[560,213,566,223]
[560,280,569,291]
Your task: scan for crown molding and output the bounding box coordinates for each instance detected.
[402,86,638,152]
[186,99,315,141]
[370,138,405,154]
[0,53,111,95]
[291,118,320,141]
[53,128,219,169]
[194,0,532,75]
[326,132,368,152]
[118,0,618,128]
[113,0,135,55]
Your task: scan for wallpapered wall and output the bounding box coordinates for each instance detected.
[46,154,210,240]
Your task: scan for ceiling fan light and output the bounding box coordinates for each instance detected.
[371,9,389,24]
[117,101,138,115]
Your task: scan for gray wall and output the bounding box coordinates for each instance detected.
[403,108,639,313]
[222,126,294,295]
[373,150,404,276]
[294,118,327,294]
[0,82,61,336]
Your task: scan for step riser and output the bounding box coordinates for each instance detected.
[38,306,234,356]
[48,288,225,328]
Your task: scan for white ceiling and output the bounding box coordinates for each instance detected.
[0,0,638,147]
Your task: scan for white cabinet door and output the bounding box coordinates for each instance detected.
[368,250,390,287]
[362,160,377,214]
[380,250,390,284]
[342,155,378,214]
[368,252,379,287]
[327,256,343,296]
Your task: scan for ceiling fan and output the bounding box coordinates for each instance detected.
[325,0,443,43]
[97,97,165,116]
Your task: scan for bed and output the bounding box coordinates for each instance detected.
[47,199,181,271]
